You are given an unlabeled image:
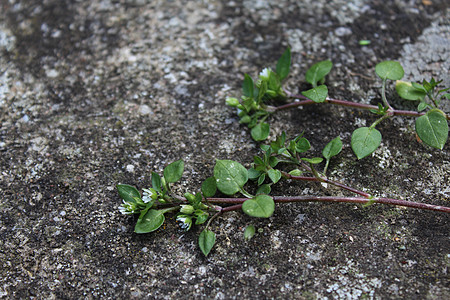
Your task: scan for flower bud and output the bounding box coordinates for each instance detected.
[226,97,240,107]
[180,204,195,215]
[118,200,138,215]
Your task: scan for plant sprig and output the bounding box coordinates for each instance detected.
[227,49,449,156]
[117,48,449,257]
[117,131,450,256]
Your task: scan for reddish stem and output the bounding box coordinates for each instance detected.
[276,94,450,120]
[281,171,371,198]
[207,196,450,213]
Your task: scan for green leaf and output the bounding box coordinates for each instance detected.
[117,184,141,203]
[239,115,251,124]
[251,122,270,141]
[267,169,282,184]
[163,159,184,183]
[214,160,249,195]
[256,184,271,195]
[199,229,216,256]
[417,102,429,112]
[268,70,281,91]
[322,136,343,159]
[134,208,173,233]
[301,157,323,164]
[301,85,328,103]
[248,168,261,180]
[295,137,311,153]
[396,81,426,101]
[151,172,162,192]
[201,176,217,197]
[244,225,256,241]
[411,82,427,93]
[242,195,275,218]
[269,156,279,168]
[288,169,302,176]
[243,74,254,98]
[257,80,267,103]
[257,174,266,186]
[305,60,333,86]
[276,48,291,81]
[195,211,209,225]
[254,155,264,166]
[415,109,448,150]
[375,61,404,80]
[351,127,382,159]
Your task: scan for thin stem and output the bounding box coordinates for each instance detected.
[204,204,244,228]
[381,79,392,109]
[239,187,254,198]
[221,203,243,213]
[275,93,450,120]
[323,159,330,176]
[369,113,391,129]
[205,211,221,229]
[282,171,371,198]
[207,196,450,213]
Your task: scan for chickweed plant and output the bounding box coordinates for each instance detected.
[118,48,449,256]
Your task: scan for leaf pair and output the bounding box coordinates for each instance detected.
[302,60,333,103]
[213,160,275,218]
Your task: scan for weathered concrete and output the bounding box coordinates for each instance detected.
[1,0,449,299]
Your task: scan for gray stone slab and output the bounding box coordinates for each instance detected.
[1,1,449,299]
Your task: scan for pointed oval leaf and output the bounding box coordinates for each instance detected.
[163,159,184,183]
[242,74,254,98]
[268,70,281,91]
[214,160,248,195]
[151,172,162,192]
[244,225,256,241]
[305,60,333,86]
[295,137,311,153]
[251,122,270,141]
[256,184,271,195]
[375,61,404,80]
[248,168,262,180]
[276,48,291,81]
[301,85,328,103]
[199,229,216,256]
[135,209,166,233]
[201,176,217,197]
[417,102,429,112]
[288,169,303,176]
[242,195,275,218]
[302,157,323,164]
[415,109,448,150]
[351,127,382,159]
[257,174,266,186]
[117,184,141,203]
[396,81,426,101]
[267,169,282,184]
[322,136,343,159]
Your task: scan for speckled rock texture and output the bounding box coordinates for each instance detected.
[0,0,449,299]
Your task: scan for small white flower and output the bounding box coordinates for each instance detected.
[176,215,192,231]
[118,200,137,215]
[259,67,271,81]
[142,188,158,203]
